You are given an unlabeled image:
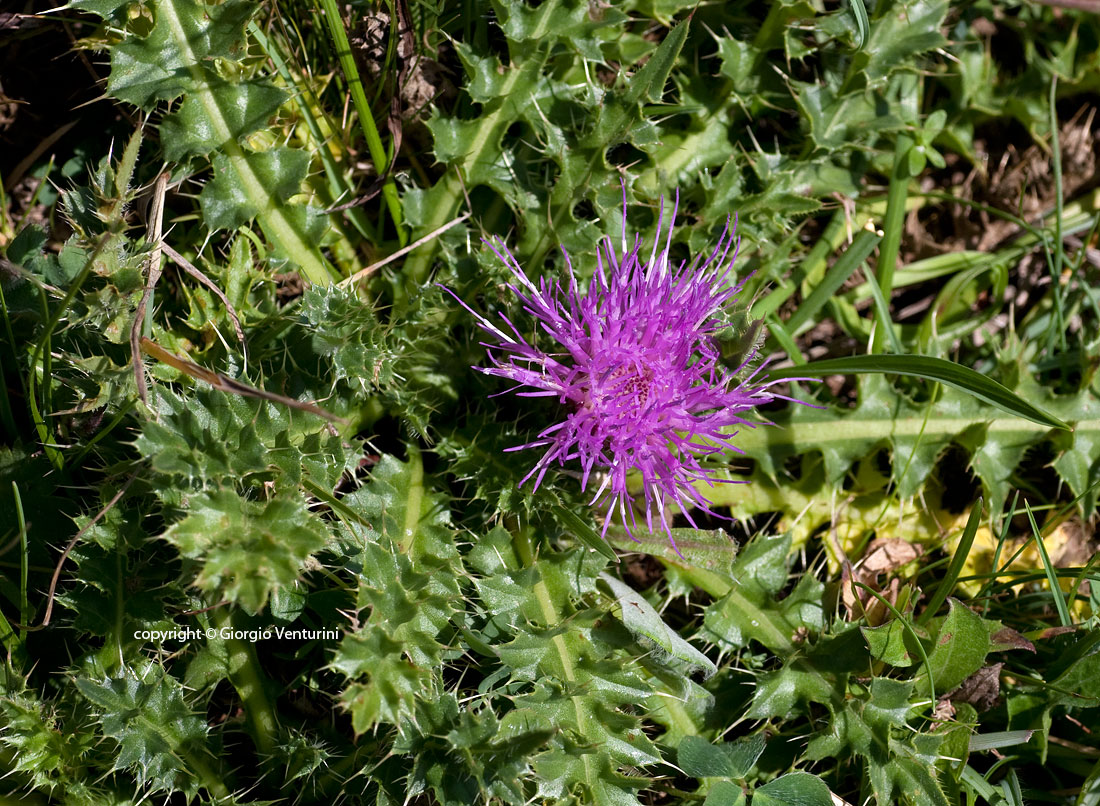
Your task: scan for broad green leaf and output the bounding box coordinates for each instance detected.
[600,574,716,676]
[339,448,457,561]
[863,619,924,668]
[678,733,765,780]
[796,83,898,150]
[494,0,626,61]
[723,733,767,780]
[200,148,314,229]
[747,661,840,720]
[607,526,738,576]
[921,599,992,694]
[678,735,738,778]
[1050,635,1100,709]
[704,780,747,806]
[754,771,834,806]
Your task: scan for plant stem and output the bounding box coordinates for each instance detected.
[213,609,279,757]
[315,0,406,246]
[873,133,912,351]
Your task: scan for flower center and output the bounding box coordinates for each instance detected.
[608,364,653,410]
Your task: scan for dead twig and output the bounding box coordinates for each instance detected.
[8,474,138,632]
[159,242,248,363]
[139,337,347,425]
[130,171,168,405]
[338,212,469,287]
[4,120,77,192]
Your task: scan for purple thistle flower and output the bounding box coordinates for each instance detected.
[449,194,795,554]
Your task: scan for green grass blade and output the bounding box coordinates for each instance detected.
[0,348,15,438]
[1047,76,1067,353]
[984,491,1019,616]
[765,314,806,365]
[862,265,903,354]
[848,0,870,48]
[918,498,982,626]
[784,228,882,335]
[1024,501,1073,627]
[551,505,617,562]
[876,133,912,300]
[968,731,1034,752]
[12,482,29,638]
[766,354,1070,430]
[315,0,406,245]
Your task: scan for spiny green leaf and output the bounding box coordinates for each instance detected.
[75,665,207,794]
[200,148,317,230]
[339,448,456,559]
[332,449,461,733]
[161,80,288,161]
[747,661,841,721]
[66,0,130,17]
[299,284,395,392]
[806,677,952,806]
[164,489,329,614]
[59,539,167,638]
[136,386,357,492]
[334,629,432,734]
[703,533,824,654]
[89,0,339,282]
[858,0,949,85]
[0,692,98,793]
[106,0,254,107]
[678,733,765,780]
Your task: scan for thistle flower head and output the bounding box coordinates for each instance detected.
[451,194,791,553]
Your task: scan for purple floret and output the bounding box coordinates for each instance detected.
[448,194,794,553]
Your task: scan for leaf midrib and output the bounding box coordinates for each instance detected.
[735,415,1100,453]
[160,0,334,283]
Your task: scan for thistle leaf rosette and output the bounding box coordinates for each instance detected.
[452,196,792,552]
